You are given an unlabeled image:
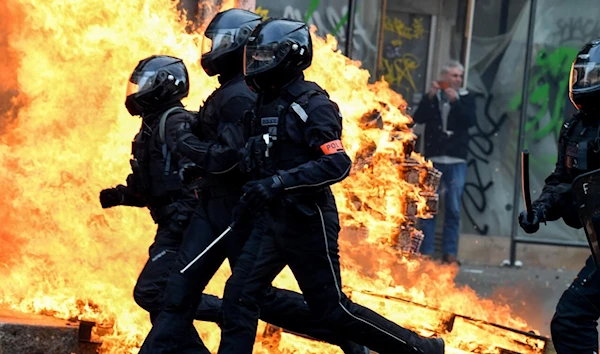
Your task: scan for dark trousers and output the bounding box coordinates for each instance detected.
[133,204,209,353]
[551,256,600,354]
[139,194,367,354]
[133,222,181,320]
[138,194,241,354]
[132,221,222,324]
[218,192,427,354]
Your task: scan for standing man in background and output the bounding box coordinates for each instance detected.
[413,60,476,265]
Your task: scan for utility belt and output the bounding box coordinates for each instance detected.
[286,187,330,200]
[149,203,178,224]
[146,195,179,208]
[273,187,332,217]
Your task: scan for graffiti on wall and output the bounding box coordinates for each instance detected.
[509,47,579,143]
[506,17,592,170]
[378,13,431,104]
[383,16,427,47]
[461,47,578,236]
[462,93,509,235]
[256,1,378,55]
[257,1,349,35]
[461,7,600,238]
[255,0,381,75]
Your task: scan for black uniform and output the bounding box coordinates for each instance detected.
[139,72,368,354]
[139,10,368,354]
[126,105,198,318]
[217,72,445,354]
[519,113,600,354]
[100,101,211,351]
[519,38,600,354]
[108,54,241,353]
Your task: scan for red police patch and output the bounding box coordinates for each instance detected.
[320,139,345,155]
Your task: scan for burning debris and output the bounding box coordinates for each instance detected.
[260,290,550,353]
[347,108,441,254]
[352,291,550,353]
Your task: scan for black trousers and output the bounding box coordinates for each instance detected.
[133,222,181,320]
[134,201,210,353]
[218,192,430,354]
[551,255,600,354]
[139,193,367,354]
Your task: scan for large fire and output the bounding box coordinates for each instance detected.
[0,0,545,353]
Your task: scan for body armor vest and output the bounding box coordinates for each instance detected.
[195,76,252,188]
[562,114,600,180]
[246,80,327,178]
[130,108,185,206]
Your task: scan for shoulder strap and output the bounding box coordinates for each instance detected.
[560,114,580,144]
[159,106,187,143]
[158,106,187,175]
[282,83,328,124]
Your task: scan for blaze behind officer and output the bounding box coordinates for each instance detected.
[519,38,600,354]
[138,10,368,354]
[217,18,445,354]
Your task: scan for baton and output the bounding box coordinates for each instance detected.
[521,149,533,222]
[179,196,250,274]
[180,225,233,274]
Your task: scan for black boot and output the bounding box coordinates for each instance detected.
[418,337,444,354]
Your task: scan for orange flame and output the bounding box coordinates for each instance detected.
[0,0,543,353]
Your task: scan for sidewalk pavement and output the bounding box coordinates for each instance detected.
[456,233,590,337]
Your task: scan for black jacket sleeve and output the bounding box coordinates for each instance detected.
[412,94,435,124]
[278,101,352,191]
[159,109,198,173]
[532,124,572,221]
[118,177,147,207]
[176,96,251,174]
[450,92,477,128]
[163,109,195,155]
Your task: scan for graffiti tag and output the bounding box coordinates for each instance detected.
[380,54,420,97]
[383,16,426,47]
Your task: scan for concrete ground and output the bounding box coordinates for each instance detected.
[454,233,590,337]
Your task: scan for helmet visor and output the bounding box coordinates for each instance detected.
[244,43,280,76]
[571,62,600,90]
[126,70,157,96]
[202,28,240,56]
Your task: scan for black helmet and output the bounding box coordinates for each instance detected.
[201,9,262,77]
[125,55,189,116]
[570,38,600,114]
[244,18,312,92]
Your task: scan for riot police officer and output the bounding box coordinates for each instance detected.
[519,38,600,354]
[99,54,208,350]
[217,18,445,354]
[139,9,368,354]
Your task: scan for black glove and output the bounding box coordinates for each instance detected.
[238,137,263,174]
[179,163,203,184]
[230,196,251,228]
[518,205,546,234]
[99,188,124,209]
[242,175,284,211]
